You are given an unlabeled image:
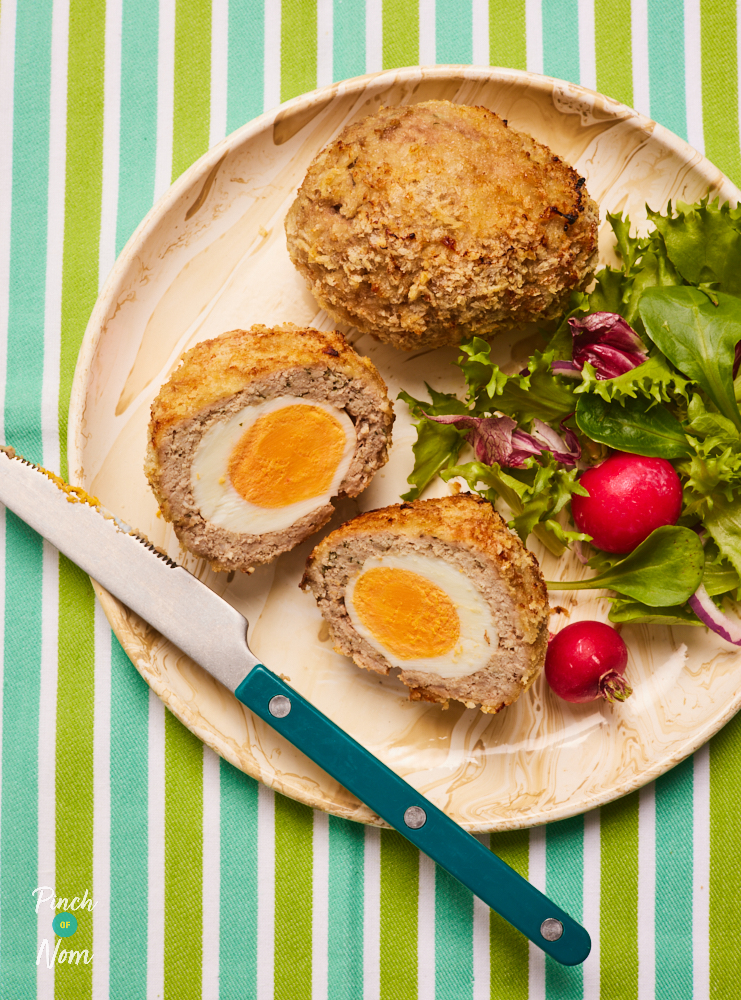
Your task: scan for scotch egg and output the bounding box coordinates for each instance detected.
[302,494,549,713]
[145,325,394,572]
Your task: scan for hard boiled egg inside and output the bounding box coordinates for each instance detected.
[345,553,498,678]
[191,395,356,534]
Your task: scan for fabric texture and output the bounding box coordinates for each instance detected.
[0,1,737,998]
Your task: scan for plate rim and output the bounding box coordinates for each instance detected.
[70,64,741,831]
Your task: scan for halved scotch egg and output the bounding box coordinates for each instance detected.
[301,494,549,712]
[145,325,394,572]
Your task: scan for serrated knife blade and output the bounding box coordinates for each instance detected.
[0,446,591,966]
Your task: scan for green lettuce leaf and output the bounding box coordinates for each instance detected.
[607,599,702,626]
[574,350,691,406]
[397,388,467,500]
[647,198,741,295]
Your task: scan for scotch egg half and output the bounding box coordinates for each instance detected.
[345,552,498,679]
[191,395,357,535]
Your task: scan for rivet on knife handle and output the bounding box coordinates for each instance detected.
[235,665,592,967]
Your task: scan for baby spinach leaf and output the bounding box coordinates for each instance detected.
[575,393,691,458]
[546,526,705,606]
[639,286,741,430]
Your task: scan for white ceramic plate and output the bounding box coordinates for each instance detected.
[69,66,741,831]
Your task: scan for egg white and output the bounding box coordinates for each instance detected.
[345,552,498,679]
[191,395,356,535]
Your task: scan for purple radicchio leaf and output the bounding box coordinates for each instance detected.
[734,340,741,380]
[563,312,649,380]
[423,413,580,468]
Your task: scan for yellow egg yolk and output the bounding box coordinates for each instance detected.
[351,567,460,660]
[228,404,348,508]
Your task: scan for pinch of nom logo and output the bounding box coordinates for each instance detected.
[33,886,96,968]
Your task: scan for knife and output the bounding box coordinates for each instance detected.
[0,446,590,965]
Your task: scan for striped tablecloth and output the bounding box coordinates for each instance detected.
[0,2,739,998]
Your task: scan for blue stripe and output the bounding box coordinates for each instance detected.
[227,0,265,133]
[109,637,150,999]
[1,514,42,993]
[219,759,259,999]
[648,0,687,140]
[435,864,474,1000]
[545,816,584,999]
[542,0,580,85]
[435,0,473,64]
[655,761,694,997]
[116,0,159,256]
[327,815,365,999]
[333,0,366,82]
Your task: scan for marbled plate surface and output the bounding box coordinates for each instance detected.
[69,66,741,831]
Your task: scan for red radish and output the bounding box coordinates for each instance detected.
[545,621,632,703]
[571,452,683,553]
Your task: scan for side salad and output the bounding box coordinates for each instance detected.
[399,196,741,655]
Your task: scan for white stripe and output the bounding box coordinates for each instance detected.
[417,852,435,1000]
[471,0,489,67]
[0,0,17,446]
[578,0,596,91]
[257,782,275,1000]
[92,601,112,1000]
[631,0,650,117]
[42,0,69,478]
[147,690,165,1000]
[525,0,543,76]
[312,809,329,1000]
[263,3,281,113]
[582,809,600,999]
[472,836,490,1000]
[154,0,175,200]
[638,782,656,1000]
[36,540,58,1000]
[317,0,333,89]
[419,0,435,66]
[366,0,383,75]
[210,0,228,146]
[693,744,710,1000]
[684,0,704,153]
[99,0,122,290]
[527,826,546,1000]
[363,826,381,1000]
[202,746,221,1000]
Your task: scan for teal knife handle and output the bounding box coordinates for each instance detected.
[235,665,591,966]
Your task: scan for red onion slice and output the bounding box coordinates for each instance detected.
[688,584,741,646]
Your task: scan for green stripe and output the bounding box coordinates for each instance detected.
[59,0,105,481]
[435,0,472,64]
[545,816,583,999]
[328,815,365,999]
[595,0,633,107]
[489,0,526,72]
[600,793,639,1000]
[380,830,418,1000]
[116,0,159,255]
[542,0,580,85]
[333,0,366,82]
[109,638,149,1000]
[281,0,317,102]
[654,759,693,997]
[219,760,259,1000]
[55,556,95,1000]
[710,713,741,994]
[382,0,419,71]
[435,863,473,999]
[164,712,203,1000]
[227,0,265,132]
[172,0,212,182]
[274,795,314,1000]
[647,0,686,139]
[700,0,741,187]
[0,515,42,995]
[489,830,529,1000]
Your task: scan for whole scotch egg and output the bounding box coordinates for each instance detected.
[301,494,549,712]
[145,325,394,572]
